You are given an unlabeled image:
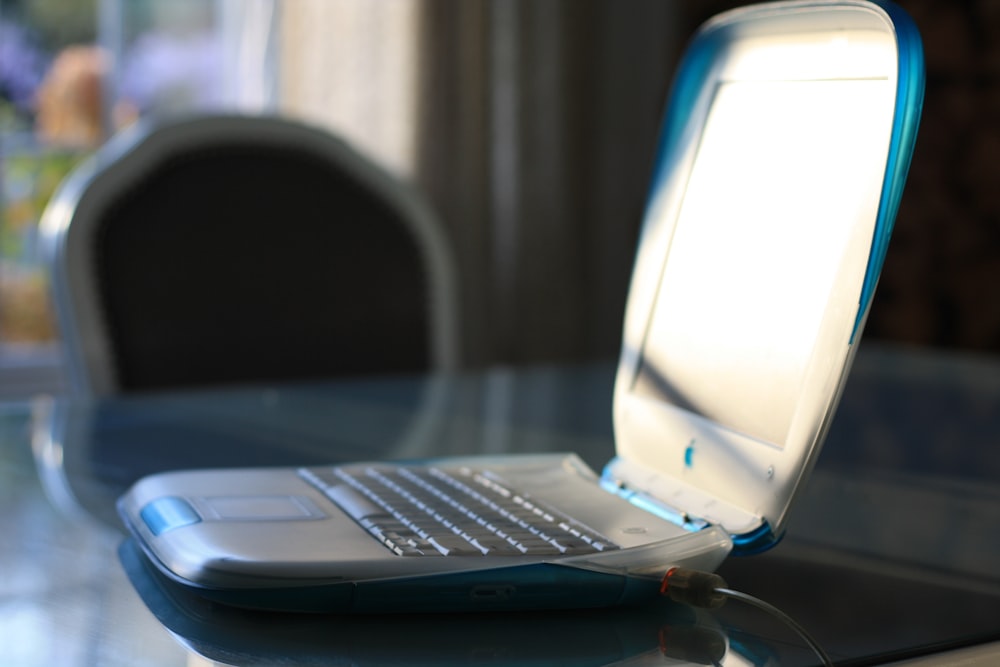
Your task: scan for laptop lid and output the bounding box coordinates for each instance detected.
[610,0,924,552]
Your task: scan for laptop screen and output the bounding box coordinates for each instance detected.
[633,76,890,448]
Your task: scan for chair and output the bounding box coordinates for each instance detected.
[40,114,459,396]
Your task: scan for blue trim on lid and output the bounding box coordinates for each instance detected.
[852,0,926,341]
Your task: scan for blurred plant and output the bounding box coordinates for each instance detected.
[0,270,56,342]
[0,149,78,344]
[0,20,48,129]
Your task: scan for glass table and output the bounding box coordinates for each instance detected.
[2,343,999,666]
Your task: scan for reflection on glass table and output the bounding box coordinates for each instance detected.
[120,535,734,667]
[4,344,1000,666]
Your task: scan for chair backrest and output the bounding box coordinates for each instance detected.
[41,114,459,396]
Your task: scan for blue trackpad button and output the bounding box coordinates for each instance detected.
[140,497,201,536]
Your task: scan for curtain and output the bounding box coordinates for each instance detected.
[414,0,681,367]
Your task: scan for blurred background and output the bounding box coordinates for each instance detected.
[1,0,997,398]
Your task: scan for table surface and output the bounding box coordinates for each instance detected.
[2,343,1000,666]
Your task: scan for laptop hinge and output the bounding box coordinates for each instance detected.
[599,473,710,533]
[600,456,771,549]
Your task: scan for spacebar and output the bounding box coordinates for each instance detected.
[324,484,387,520]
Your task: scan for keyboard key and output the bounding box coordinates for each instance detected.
[428,535,481,556]
[322,484,386,520]
[471,536,523,555]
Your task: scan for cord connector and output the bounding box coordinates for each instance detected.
[659,567,728,609]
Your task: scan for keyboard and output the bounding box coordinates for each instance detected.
[300,465,619,557]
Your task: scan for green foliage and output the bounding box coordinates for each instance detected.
[21,0,98,50]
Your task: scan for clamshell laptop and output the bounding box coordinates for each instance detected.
[118,0,924,613]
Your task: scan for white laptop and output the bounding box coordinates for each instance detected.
[118,0,924,613]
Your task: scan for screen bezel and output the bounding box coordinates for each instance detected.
[611,1,916,538]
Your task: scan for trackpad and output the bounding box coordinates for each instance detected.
[197,495,326,521]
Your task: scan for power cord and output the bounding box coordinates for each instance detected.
[660,567,834,667]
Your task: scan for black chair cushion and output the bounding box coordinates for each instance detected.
[94,143,429,390]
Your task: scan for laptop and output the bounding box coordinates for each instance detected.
[117,0,924,613]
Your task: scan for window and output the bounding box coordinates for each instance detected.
[1,1,99,396]
[0,0,279,398]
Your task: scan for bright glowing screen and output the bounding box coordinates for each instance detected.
[635,78,889,447]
